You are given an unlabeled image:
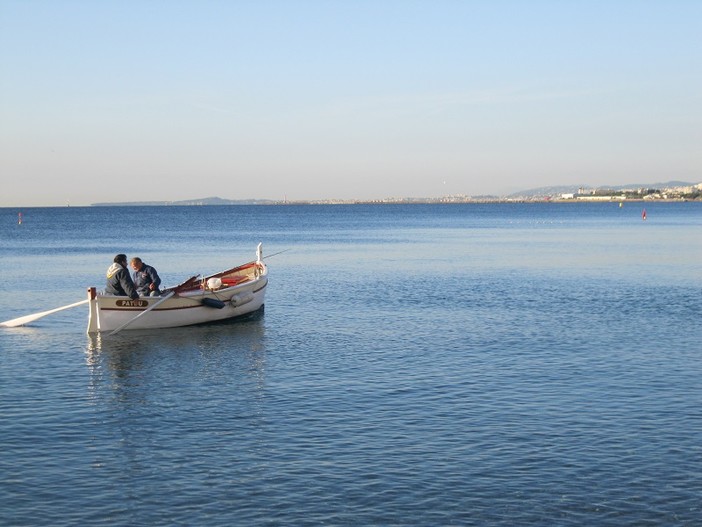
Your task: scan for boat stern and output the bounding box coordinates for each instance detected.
[86,287,99,333]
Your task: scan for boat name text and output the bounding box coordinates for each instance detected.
[116,299,148,307]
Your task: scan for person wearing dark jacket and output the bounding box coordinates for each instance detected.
[105,254,139,299]
[130,257,162,297]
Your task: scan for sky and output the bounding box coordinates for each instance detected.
[1,0,700,206]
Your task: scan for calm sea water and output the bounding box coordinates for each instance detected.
[1,202,701,526]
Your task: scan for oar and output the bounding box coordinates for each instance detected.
[106,292,175,336]
[0,299,90,328]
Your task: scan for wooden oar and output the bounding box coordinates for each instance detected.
[163,274,199,294]
[106,291,176,336]
[0,299,89,328]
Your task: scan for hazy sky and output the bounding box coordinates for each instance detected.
[1,0,700,206]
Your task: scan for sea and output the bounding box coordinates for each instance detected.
[1,202,700,526]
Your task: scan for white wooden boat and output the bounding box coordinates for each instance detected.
[86,244,268,333]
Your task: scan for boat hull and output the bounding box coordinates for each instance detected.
[87,261,267,333]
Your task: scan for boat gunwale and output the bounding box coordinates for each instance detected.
[97,278,268,312]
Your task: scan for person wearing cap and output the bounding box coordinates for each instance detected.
[130,257,162,297]
[105,254,139,299]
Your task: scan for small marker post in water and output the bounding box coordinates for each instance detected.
[642,209,647,221]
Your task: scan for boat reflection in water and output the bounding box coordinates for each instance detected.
[85,307,267,401]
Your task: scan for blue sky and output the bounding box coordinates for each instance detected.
[1,0,700,206]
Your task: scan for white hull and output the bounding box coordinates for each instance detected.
[87,252,268,333]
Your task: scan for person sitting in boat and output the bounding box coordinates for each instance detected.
[130,257,162,297]
[106,254,139,299]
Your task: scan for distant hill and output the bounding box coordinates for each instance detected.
[594,180,697,191]
[91,196,279,206]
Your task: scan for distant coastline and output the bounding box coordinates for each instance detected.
[91,181,702,206]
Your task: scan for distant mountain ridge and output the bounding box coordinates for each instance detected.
[91,196,279,206]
